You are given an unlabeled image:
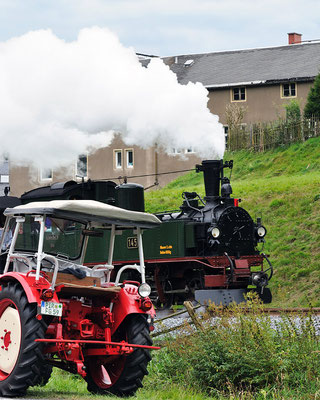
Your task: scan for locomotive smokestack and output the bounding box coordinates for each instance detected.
[196,160,224,199]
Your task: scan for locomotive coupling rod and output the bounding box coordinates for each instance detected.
[35,338,160,350]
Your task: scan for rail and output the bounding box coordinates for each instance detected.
[152,303,320,339]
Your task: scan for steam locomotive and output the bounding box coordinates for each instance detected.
[5,159,273,306]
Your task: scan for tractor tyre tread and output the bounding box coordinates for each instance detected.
[86,315,152,397]
[0,282,48,397]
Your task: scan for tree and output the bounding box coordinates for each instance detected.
[304,72,320,117]
[224,103,247,150]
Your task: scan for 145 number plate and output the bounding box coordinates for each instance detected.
[40,301,63,317]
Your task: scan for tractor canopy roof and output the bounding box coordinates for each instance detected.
[4,199,161,229]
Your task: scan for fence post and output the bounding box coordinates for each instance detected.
[183,301,204,332]
[259,123,264,152]
[249,124,253,150]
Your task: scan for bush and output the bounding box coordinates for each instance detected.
[285,99,301,122]
[150,298,320,396]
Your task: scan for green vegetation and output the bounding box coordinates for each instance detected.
[29,298,320,399]
[284,99,301,122]
[304,72,320,117]
[148,298,320,399]
[28,368,213,399]
[145,137,320,307]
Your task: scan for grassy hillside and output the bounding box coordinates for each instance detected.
[145,137,320,307]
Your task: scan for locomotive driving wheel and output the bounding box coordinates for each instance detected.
[0,282,48,397]
[155,280,174,310]
[186,276,204,301]
[85,315,152,397]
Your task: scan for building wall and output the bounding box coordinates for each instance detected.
[10,134,202,197]
[0,161,10,196]
[208,82,312,125]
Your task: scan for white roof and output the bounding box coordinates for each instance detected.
[4,200,161,229]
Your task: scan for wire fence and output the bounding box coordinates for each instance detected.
[227,117,320,152]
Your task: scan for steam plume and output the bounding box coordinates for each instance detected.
[0,27,225,169]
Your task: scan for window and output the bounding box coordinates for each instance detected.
[232,87,246,102]
[114,150,122,169]
[126,149,134,168]
[282,83,296,98]
[0,175,9,183]
[76,154,88,179]
[40,168,52,181]
[15,216,85,259]
[170,148,195,154]
[224,126,229,146]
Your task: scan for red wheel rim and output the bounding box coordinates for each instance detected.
[0,299,22,381]
[89,356,126,389]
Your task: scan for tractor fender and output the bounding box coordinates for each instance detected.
[0,272,51,304]
[112,286,149,333]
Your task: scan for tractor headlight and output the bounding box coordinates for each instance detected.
[211,227,220,239]
[138,283,152,298]
[257,226,266,238]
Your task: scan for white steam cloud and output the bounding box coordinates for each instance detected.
[0,27,225,169]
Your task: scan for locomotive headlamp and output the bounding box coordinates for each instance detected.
[138,283,152,298]
[257,226,266,238]
[211,227,220,238]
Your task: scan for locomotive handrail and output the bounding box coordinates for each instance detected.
[262,253,274,280]
[182,192,204,216]
[224,252,234,283]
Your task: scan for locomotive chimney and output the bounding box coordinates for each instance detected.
[196,160,224,200]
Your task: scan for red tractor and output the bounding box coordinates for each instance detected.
[0,199,161,397]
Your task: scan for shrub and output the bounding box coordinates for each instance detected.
[285,99,301,122]
[150,298,320,396]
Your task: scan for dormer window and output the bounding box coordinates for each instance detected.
[184,59,194,67]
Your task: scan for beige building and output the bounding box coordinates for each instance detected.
[10,33,320,196]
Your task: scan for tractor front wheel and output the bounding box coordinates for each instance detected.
[0,282,47,397]
[85,315,152,397]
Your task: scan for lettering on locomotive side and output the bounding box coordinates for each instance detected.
[160,245,173,255]
[127,237,138,249]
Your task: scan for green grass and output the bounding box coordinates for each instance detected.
[29,299,320,399]
[145,137,320,307]
[28,368,213,399]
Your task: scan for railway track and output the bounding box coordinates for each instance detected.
[155,306,320,321]
[153,304,320,338]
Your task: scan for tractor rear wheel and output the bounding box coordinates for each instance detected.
[85,315,152,397]
[32,363,53,387]
[0,282,48,397]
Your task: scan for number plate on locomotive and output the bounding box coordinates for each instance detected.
[127,237,138,249]
[40,301,63,317]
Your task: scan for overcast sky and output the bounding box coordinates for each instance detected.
[1,0,320,56]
